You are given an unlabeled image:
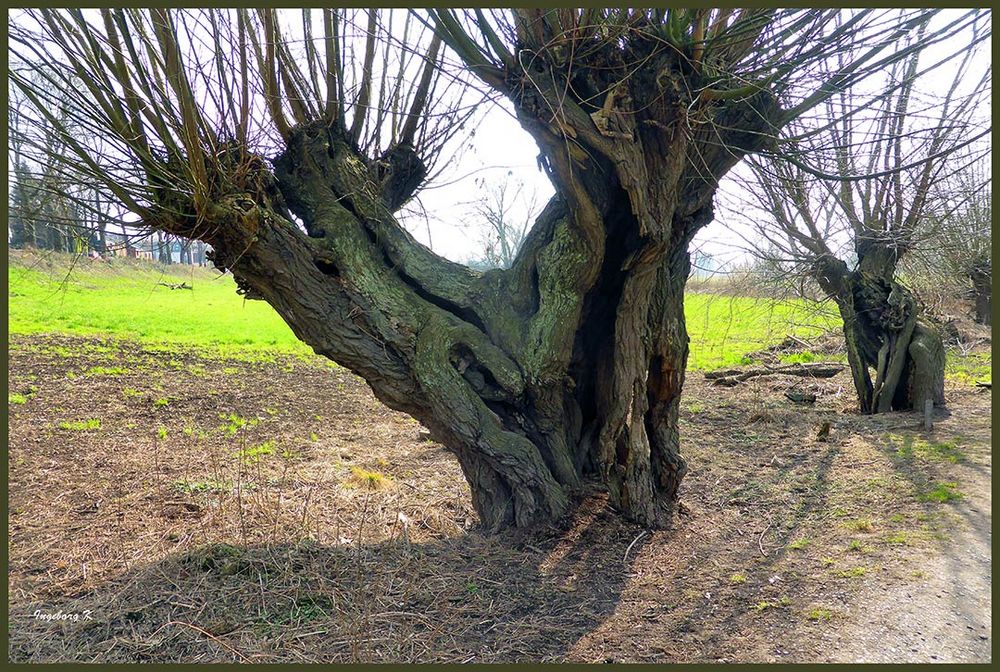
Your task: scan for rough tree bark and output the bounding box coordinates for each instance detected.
[814,247,945,414]
[148,41,780,529]
[969,263,991,326]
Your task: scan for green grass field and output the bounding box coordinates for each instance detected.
[8,253,841,370]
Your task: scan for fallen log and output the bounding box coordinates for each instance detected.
[974,381,991,389]
[158,281,193,290]
[706,362,844,387]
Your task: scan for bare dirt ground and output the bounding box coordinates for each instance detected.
[6,333,991,663]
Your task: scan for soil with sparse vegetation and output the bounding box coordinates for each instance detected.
[7,326,991,663]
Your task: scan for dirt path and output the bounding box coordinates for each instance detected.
[816,399,992,663]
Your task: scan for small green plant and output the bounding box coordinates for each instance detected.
[122,387,142,398]
[156,426,168,440]
[918,482,963,503]
[222,367,239,375]
[820,556,836,567]
[685,402,704,414]
[238,440,276,463]
[153,397,170,407]
[837,566,867,579]
[219,412,258,437]
[9,393,28,405]
[806,607,833,622]
[58,418,101,431]
[888,513,905,524]
[310,432,319,442]
[847,540,872,554]
[730,573,747,584]
[787,538,811,550]
[884,532,909,545]
[753,599,785,612]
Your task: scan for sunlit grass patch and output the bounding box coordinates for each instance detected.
[58,418,101,431]
[918,481,963,503]
[347,466,393,490]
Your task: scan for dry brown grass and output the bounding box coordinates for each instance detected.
[6,333,991,663]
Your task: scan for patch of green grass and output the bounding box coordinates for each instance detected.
[891,434,966,463]
[9,393,28,405]
[779,351,819,364]
[8,256,315,358]
[58,418,101,431]
[153,397,170,407]
[918,481,963,503]
[685,293,840,370]
[836,566,867,579]
[844,518,875,533]
[156,426,168,440]
[884,532,909,545]
[685,402,704,414]
[806,607,833,622]
[753,598,791,612]
[787,538,812,550]
[730,573,747,584]
[122,386,143,398]
[84,365,129,376]
[847,540,872,554]
[348,466,393,490]
[945,351,991,385]
[820,556,836,567]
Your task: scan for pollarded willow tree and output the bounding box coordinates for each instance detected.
[729,19,990,413]
[8,8,986,529]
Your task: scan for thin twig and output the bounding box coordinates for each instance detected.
[758,518,772,556]
[623,530,648,565]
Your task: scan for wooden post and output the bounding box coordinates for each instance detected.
[923,398,933,432]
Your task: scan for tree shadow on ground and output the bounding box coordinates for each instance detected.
[7,493,651,664]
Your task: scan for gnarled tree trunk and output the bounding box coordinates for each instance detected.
[150,52,777,530]
[815,252,945,414]
[969,263,991,326]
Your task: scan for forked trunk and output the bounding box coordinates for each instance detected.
[145,49,778,529]
[816,256,945,414]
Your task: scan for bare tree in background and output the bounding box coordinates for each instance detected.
[465,176,539,269]
[9,8,990,529]
[729,25,989,413]
[905,156,991,326]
